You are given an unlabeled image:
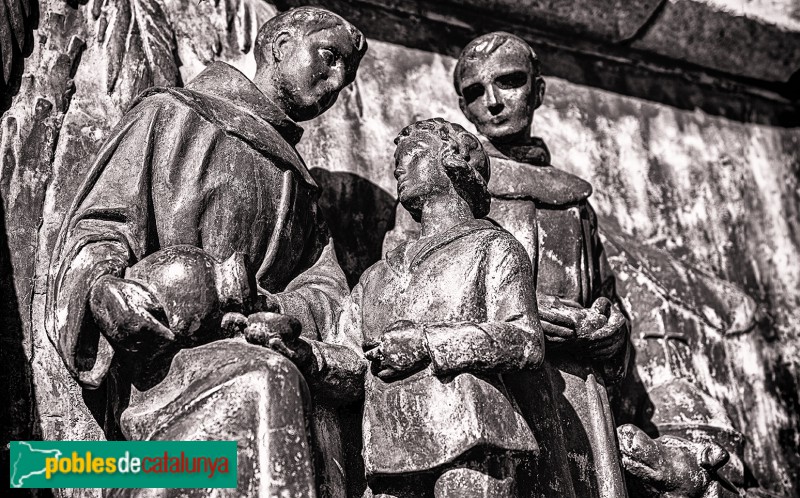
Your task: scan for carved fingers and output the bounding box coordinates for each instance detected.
[88,274,175,354]
[244,312,312,369]
[537,295,582,345]
[581,299,628,359]
[365,322,429,380]
[538,294,627,359]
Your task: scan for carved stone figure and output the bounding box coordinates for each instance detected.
[453,32,630,498]
[617,424,738,498]
[326,118,545,497]
[46,7,367,497]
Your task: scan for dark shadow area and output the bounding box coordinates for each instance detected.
[764,329,800,493]
[0,192,53,498]
[81,363,131,441]
[278,0,799,127]
[608,345,657,433]
[0,0,40,112]
[311,168,397,287]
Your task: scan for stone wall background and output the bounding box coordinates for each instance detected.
[1,0,798,497]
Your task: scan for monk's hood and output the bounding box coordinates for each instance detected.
[131,62,317,188]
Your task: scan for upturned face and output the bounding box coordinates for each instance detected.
[457,45,544,143]
[393,134,449,212]
[274,25,361,121]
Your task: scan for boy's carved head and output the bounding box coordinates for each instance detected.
[394,118,490,221]
[254,7,368,121]
[454,32,545,144]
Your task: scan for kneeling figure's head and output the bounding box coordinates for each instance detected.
[393,118,490,222]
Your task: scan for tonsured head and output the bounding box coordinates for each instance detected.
[393,118,490,222]
[254,7,368,121]
[454,32,545,144]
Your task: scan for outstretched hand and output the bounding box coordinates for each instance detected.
[364,320,429,380]
[538,295,626,359]
[89,274,175,354]
[244,312,312,370]
[579,298,627,359]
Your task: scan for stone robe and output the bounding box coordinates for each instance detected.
[329,220,544,483]
[485,138,629,498]
[46,62,349,497]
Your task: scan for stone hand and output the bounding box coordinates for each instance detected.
[537,295,591,343]
[617,424,737,498]
[245,312,312,370]
[89,274,175,354]
[578,297,627,359]
[364,321,429,380]
[539,296,625,356]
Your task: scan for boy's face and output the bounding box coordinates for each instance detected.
[275,24,362,122]
[394,134,450,210]
[457,44,543,143]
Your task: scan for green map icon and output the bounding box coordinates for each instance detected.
[10,442,62,488]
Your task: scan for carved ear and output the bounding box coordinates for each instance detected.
[441,150,466,173]
[533,76,546,110]
[272,31,293,63]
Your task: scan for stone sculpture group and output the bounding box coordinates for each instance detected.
[45,5,740,498]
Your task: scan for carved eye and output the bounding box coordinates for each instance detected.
[495,72,527,89]
[462,83,484,104]
[319,48,338,66]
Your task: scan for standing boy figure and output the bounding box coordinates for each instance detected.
[454,32,630,498]
[328,118,545,497]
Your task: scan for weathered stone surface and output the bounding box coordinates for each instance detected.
[1,1,799,497]
[1,1,276,497]
[346,0,665,42]
[300,39,799,495]
[328,119,545,496]
[632,0,800,83]
[618,423,738,498]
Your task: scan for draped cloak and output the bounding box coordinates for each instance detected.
[45,62,349,497]
[484,138,630,498]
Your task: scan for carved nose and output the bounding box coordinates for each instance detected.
[485,85,503,115]
[488,102,504,115]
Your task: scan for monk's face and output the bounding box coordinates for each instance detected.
[456,44,544,143]
[394,134,450,211]
[276,24,362,121]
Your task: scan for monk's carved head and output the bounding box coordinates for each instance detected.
[454,32,545,144]
[393,118,490,222]
[254,7,368,121]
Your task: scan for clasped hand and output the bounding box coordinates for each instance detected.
[89,277,306,369]
[538,295,627,359]
[243,311,312,370]
[364,320,429,380]
[89,275,175,354]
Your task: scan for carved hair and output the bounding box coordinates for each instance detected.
[453,31,540,95]
[254,7,368,79]
[395,118,491,220]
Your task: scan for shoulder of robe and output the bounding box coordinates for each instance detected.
[488,155,593,207]
[129,87,317,188]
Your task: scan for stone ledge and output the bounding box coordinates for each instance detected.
[278,0,799,126]
[631,0,800,83]
[364,0,800,84]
